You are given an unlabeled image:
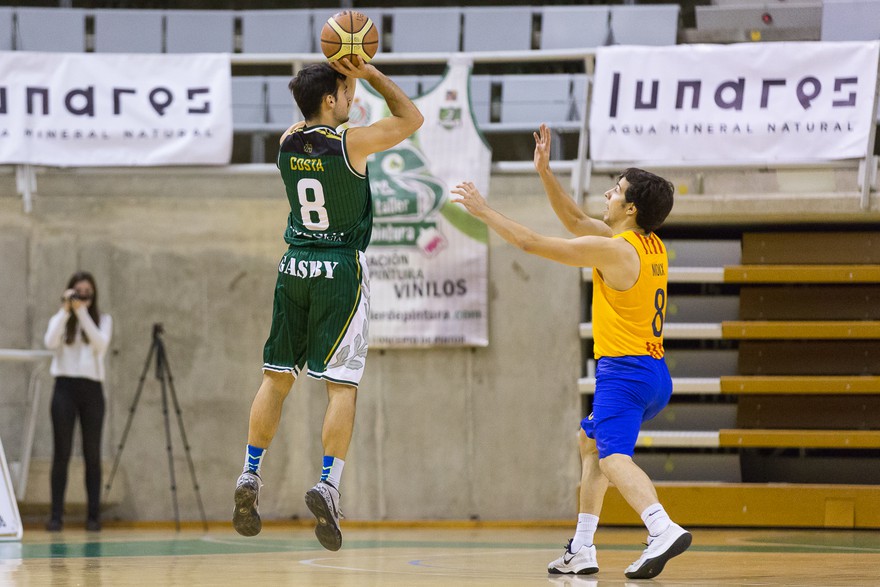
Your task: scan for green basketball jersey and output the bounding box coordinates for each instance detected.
[277,125,372,251]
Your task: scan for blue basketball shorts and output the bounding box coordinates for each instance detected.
[580,355,673,459]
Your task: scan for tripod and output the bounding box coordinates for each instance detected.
[104,323,208,531]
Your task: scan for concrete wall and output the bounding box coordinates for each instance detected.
[3,163,877,522]
[0,167,582,522]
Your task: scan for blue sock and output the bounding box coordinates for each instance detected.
[245,445,266,475]
[321,455,345,490]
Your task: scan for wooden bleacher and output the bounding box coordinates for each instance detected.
[724,264,880,283]
[720,375,880,394]
[580,232,880,528]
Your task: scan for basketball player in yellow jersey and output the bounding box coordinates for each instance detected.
[452,124,689,580]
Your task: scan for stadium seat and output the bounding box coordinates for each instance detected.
[540,6,610,50]
[610,5,680,46]
[266,76,302,127]
[14,8,86,52]
[231,77,267,128]
[469,75,493,126]
[389,76,421,99]
[0,8,13,51]
[462,7,533,52]
[500,74,574,124]
[416,76,443,95]
[388,8,461,53]
[166,10,235,53]
[821,0,880,41]
[696,4,822,33]
[241,10,314,54]
[570,74,589,122]
[93,9,163,53]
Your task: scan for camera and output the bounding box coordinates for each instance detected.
[62,292,91,302]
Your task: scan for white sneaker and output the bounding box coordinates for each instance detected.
[624,522,691,579]
[548,539,599,575]
[232,471,262,537]
[305,481,344,551]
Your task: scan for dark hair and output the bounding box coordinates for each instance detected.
[64,271,101,345]
[620,168,674,234]
[289,63,346,121]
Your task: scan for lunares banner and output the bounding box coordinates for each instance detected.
[350,58,490,348]
[0,52,232,166]
[590,41,880,163]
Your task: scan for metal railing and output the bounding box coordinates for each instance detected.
[0,349,54,500]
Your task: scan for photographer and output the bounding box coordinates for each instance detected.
[43,271,112,532]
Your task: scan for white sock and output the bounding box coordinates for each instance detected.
[571,513,599,551]
[324,457,345,490]
[640,503,671,537]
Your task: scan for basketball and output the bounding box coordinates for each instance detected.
[321,11,379,63]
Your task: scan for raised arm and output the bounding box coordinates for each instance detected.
[75,308,112,354]
[534,124,611,238]
[331,56,423,167]
[44,308,69,349]
[451,182,635,281]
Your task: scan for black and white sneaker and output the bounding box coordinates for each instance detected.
[624,522,691,579]
[232,471,262,537]
[305,481,343,551]
[548,539,599,575]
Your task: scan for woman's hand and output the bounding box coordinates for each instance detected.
[61,289,75,312]
[62,288,85,312]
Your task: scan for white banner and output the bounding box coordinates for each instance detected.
[0,52,232,166]
[353,58,490,347]
[590,41,880,163]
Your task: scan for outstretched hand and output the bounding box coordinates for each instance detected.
[451,182,490,218]
[533,123,551,173]
[329,55,375,79]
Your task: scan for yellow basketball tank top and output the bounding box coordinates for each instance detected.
[592,230,667,359]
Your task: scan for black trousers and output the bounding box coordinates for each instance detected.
[50,376,105,521]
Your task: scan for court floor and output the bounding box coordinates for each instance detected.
[2,524,879,586]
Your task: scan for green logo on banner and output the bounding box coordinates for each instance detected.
[369,143,449,255]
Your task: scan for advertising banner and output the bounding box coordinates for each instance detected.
[590,41,880,163]
[352,58,490,347]
[0,52,232,166]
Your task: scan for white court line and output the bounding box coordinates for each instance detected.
[726,537,880,554]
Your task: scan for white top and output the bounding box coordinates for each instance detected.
[43,307,113,382]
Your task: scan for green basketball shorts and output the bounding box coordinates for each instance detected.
[262,247,370,388]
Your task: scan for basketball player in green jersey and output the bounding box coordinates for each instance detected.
[233,56,423,551]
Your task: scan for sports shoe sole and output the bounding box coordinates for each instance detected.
[305,488,342,551]
[547,565,599,575]
[232,483,262,537]
[624,531,692,579]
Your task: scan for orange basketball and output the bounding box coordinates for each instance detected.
[321,11,379,63]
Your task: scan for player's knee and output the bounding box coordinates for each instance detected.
[578,429,599,457]
[262,370,294,396]
[598,452,633,477]
[327,382,357,404]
